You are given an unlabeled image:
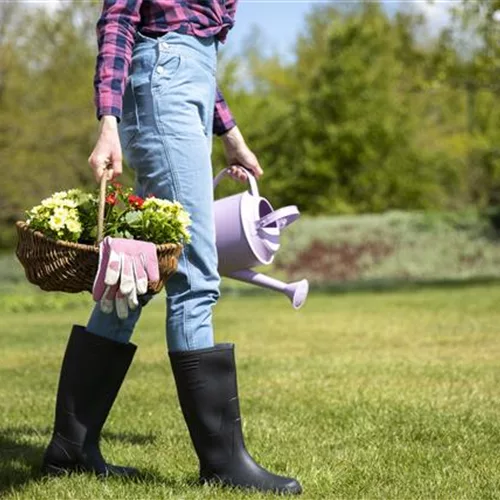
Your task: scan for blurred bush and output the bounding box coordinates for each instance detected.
[276,210,500,285]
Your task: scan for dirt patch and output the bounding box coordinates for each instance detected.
[276,240,394,282]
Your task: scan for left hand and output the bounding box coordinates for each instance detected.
[221,126,263,182]
[88,116,123,183]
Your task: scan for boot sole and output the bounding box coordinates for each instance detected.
[200,475,303,495]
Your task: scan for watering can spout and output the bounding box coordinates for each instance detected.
[227,269,309,310]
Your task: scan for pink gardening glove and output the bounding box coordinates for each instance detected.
[93,236,160,319]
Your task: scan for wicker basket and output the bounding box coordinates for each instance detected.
[15,176,183,294]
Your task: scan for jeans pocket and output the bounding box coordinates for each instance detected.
[119,77,140,150]
[151,50,183,95]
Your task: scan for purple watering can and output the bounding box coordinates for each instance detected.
[213,169,309,309]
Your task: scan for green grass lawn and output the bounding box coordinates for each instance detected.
[2,285,500,499]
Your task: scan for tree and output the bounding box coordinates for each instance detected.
[0,2,126,248]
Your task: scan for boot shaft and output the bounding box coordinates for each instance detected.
[169,344,245,467]
[169,344,302,494]
[46,326,136,472]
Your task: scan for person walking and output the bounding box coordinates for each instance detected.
[41,0,301,495]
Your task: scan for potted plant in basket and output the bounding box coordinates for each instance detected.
[15,181,191,294]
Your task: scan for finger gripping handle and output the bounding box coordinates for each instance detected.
[213,168,259,197]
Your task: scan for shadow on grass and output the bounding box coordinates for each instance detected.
[101,429,156,446]
[0,425,164,497]
[0,426,45,497]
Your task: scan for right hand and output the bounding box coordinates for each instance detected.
[88,115,123,182]
[221,126,263,183]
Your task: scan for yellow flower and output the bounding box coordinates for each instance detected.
[49,213,65,231]
[144,198,173,211]
[41,192,78,209]
[52,191,68,200]
[41,198,57,209]
[48,207,70,231]
[65,218,82,234]
[27,205,44,218]
[62,199,78,208]
[178,210,191,228]
[53,207,70,219]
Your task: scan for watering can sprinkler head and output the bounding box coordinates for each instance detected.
[285,279,309,310]
[227,270,309,310]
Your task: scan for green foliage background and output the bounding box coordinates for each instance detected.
[0,0,499,248]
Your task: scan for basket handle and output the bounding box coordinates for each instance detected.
[97,173,108,244]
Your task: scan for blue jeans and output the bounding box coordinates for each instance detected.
[87,31,220,352]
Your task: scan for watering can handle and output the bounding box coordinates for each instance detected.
[213,168,259,197]
[258,205,300,230]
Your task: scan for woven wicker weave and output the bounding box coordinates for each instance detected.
[15,176,183,294]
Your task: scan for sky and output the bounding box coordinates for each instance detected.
[34,0,456,56]
[227,0,456,57]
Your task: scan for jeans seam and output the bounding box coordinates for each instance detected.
[120,77,140,150]
[151,58,194,351]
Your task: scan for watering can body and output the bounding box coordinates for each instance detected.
[213,191,268,275]
[213,169,308,309]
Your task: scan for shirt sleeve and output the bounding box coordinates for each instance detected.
[213,86,236,136]
[225,0,238,24]
[217,0,238,43]
[213,0,238,134]
[94,0,143,121]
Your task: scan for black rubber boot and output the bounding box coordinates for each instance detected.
[169,344,302,495]
[42,325,138,477]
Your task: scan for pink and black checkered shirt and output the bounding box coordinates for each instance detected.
[94,0,237,135]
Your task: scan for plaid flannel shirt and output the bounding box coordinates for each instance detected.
[94,0,237,135]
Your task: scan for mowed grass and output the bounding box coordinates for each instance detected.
[2,285,500,499]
